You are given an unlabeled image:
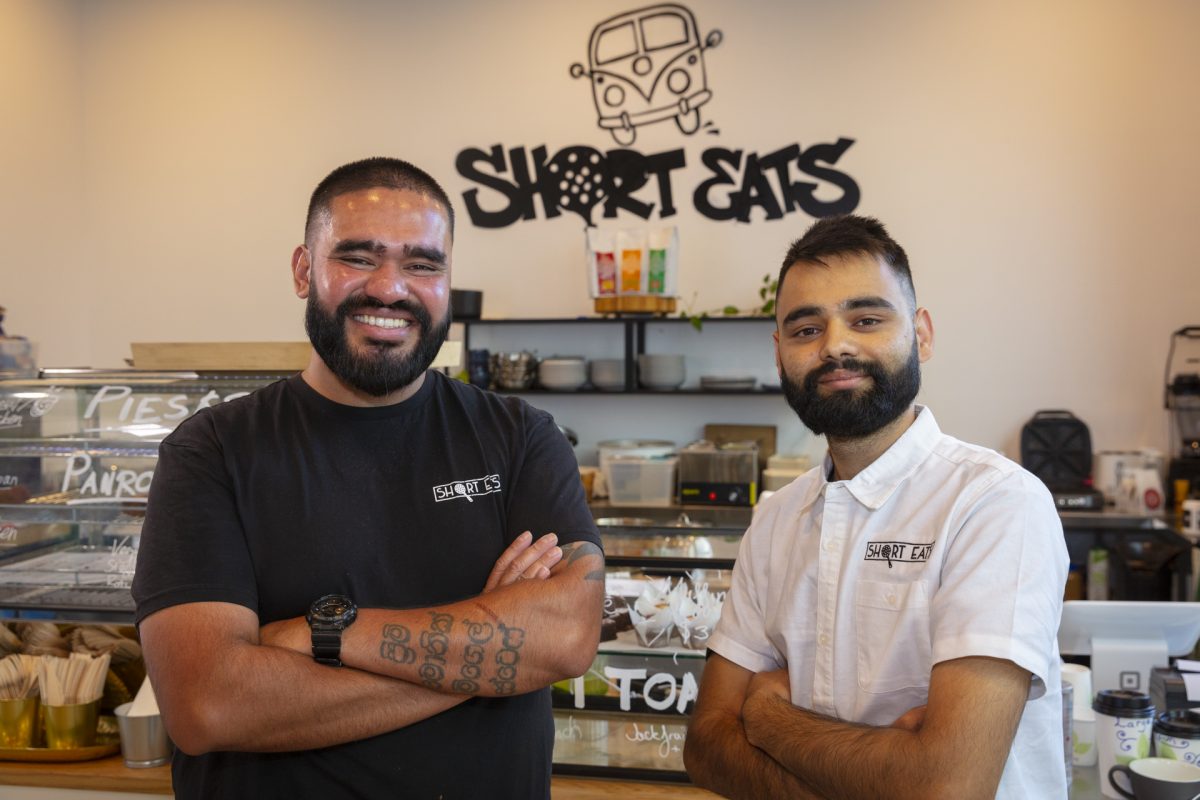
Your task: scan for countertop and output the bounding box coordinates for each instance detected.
[0,756,721,798]
[0,755,1109,798]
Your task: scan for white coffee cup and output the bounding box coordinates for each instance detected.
[1108,757,1200,800]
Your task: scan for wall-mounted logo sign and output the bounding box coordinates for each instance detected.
[569,4,721,146]
[455,4,861,228]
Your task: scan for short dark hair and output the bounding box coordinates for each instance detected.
[778,215,916,308]
[305,157,456,244]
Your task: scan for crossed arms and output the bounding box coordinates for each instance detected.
[139,534,604,755]
[684,652,1030,800]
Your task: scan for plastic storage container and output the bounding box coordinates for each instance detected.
[763,453,812,491]
[604,456,678,507]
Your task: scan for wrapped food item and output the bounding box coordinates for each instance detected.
[19,622,70,658]
[69,625,142,663]
[629,579,675,647]
[646,226,679,296]
[0,625,21,656]
[617,229,646,294]
[585,228,618,297]
[676,581,724,650]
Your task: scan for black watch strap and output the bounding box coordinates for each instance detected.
[311,627,344,666]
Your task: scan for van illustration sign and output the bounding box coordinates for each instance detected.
[570,4,721,146]
[453,4,862,228]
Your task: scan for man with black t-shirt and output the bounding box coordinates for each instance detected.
[132,158,605,799]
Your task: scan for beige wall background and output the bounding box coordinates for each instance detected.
[3,0,1199,464]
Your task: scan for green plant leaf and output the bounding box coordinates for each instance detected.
[722,305,739,316]
[762,299,775,315]
[690,317,703,331]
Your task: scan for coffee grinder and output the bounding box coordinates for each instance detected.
[1165,326,1200,508]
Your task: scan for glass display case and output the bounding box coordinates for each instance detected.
[552,509,747,780]
[0,369,289,621]
[0,369,748,782]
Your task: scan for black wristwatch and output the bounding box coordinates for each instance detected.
[307,594,357,667]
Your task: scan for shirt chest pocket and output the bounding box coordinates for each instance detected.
[854,579,932,695]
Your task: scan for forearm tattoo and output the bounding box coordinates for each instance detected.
[380,624,416,664]
[418,612,453,689]
[490,622,526,695]
[558,541,605,582]
[453,619,495,693]
[375,601,536,696]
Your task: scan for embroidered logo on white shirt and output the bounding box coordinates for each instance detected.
[432,474,501,503]
[864,541,934,568]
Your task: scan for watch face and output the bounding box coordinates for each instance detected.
[310,594,356,625]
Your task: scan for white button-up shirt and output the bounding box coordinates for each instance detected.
[709,407,1069,799]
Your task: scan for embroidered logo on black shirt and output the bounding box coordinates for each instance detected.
[864,541,933,568]
[432,474,502,503]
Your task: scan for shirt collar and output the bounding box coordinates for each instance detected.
[814,405,941,510]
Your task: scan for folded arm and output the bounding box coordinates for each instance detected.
[140,532,567,755]
[684,653,826,799]
[741,655,1030,800]
[263,540,605,696]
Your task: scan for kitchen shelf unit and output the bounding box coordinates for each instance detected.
[459,315,779,395]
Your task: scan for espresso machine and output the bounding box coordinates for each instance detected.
[1165,326,1200,508]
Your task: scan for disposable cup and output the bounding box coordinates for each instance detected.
[1094,690,1155,799]
[114,702,172,768]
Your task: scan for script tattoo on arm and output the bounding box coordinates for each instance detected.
[558,541,605,582]
[380,624,415,664]
[453,619,495,694]
[418,612,454,690]
[489,622,525,695]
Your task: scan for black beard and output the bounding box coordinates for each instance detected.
[305,290,450,397]
[781,340,921,439]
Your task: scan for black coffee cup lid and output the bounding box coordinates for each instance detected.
[1156,709,1200,737]
[1093,689,1155,717]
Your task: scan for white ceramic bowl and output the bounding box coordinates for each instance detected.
[539,358,586,390]
[589,359,626,390]
[637,354,685,390]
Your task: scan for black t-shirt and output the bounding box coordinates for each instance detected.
[132,371,601,800]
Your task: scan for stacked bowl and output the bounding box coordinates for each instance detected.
[589,359,626,391]
[637,354,686,390]
[538,357,587,391]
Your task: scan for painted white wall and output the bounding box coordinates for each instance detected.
[4,0,1199,466]
[1,0,86,365]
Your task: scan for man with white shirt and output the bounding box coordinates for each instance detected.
[684,215,1068,799]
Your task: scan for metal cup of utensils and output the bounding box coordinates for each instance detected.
[43,699,98,749]
[0,696,40,747]
[490,351,540,390]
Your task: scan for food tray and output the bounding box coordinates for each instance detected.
[0,733,120,763]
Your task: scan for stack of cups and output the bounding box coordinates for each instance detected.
[1094,689,1155,800]
[1062,663,1097,768]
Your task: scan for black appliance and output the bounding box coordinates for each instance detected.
[1166,326,1200,507]
[1020,410,1105,510]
